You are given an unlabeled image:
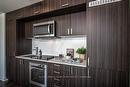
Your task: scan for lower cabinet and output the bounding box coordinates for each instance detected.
[86,68,129,87]
[16,59,86,87]
[52,63,87,87]
[16,58,29,86]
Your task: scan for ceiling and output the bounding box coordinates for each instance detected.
[0,0,41,13]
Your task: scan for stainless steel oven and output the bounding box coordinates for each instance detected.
[29,62,47,87]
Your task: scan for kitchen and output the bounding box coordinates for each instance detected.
[0,0,129,87]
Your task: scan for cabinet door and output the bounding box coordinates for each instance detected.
[6,18,16,56]
[32,2,42,15]
[24,6,33,17]
[6,56,16,83]
[71,0,86,6]
[6,16,17,82]
[24,60,29,86]
[60,0,71,8]
[16,59,25,86]
[15,8,25,19]
[62,65,71,87]
[69,66,87,87]
[56,14,71,36]
[49,0,56,11]
[86,0,128,87]
[71,11,87,35]
[41,0,50,13]
[25,21,33,39]
[47,63,54,87]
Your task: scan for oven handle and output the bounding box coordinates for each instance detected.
[31,67,44,70]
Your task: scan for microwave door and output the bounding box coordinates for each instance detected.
[33,25,50,36]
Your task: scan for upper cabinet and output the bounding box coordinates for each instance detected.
[59,0,86,9]
[14,8,25,19]
[56,14,71,36]
[71,11,87,35]
[56,11,87,36]
[15,0,86,19]
[31,2,43,15]
[60,0,71,8]
[25,21,33,39]
[41,0,50,13]
[71,0,86,6]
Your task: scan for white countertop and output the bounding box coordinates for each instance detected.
[16,54,87,68]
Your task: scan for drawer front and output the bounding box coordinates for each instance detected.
[53,64,62,72]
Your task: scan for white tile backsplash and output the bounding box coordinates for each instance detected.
[32,37,87,57]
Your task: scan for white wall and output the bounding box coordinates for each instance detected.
[32,37,87,57]
[0,13,7,81]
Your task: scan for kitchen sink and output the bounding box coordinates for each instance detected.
[23,55,38,58]
[23,54,55,60]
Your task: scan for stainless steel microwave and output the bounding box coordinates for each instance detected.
[33,20,55,38]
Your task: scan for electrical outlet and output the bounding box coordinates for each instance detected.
[89,0,121,7]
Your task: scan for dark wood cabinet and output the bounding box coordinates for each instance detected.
[41,0,50,13]
[47,63,54,87]
[87,0,128,71]
[32,2,42,15]
[56,14,71,36]
[50,0,61,11]
[16,58,29,86]
[86,68,129,87]
[59,0,86,9]
[52,63,86,87]
[71,11,87,35]
[60,0,70,9]
[56,11,86,36]
[86,0,129,87]
[25,21,33,39]
[6,14,17,82]
[24,6,33,17]
[71,0,86,6]
[16,58,25,86]
[12,8,25,19]
[6,56,16,83]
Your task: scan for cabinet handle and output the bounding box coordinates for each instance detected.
[71,67,73,74]
[62,3,69,7]
[54,64,60,67]
[87,57,90,66]
[20,60,24,64]
[22,60,24,64]
[54,71,60,74]
[67,29,70,35]
[19,60,22,65]
[71,28,72,34]
[34,11,40,14]
[87,68,91,79]
[54,78,60,81]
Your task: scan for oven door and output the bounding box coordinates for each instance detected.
[29,63,47,87]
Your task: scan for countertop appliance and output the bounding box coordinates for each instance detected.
[29,62,47,87]
[33,20,55,38]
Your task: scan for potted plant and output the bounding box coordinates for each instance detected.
[76,47,86,62]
